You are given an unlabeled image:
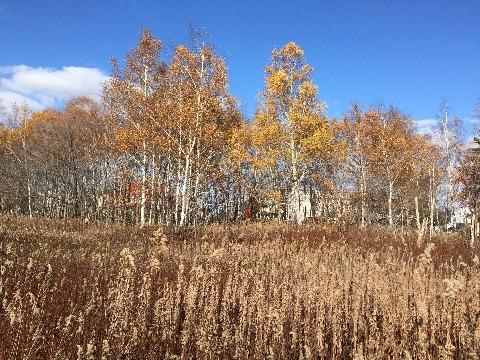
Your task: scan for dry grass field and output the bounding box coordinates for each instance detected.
[1,217,479,359]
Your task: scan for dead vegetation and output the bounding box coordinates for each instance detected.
[1,217,479,359]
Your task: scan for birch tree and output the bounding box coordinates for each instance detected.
[163,36,240,225]
[103,27,166,226]
[6,103,35,217]
[456,134,480,244]
[253,42,333,223]
[365,106,418,227]
[416,137,442,235]
[435,100,463,229]
[337,102,371,226]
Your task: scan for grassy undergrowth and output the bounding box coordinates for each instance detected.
[1,217,480,359]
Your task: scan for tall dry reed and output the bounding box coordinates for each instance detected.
[0,217,479,359]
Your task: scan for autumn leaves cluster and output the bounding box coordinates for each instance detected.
[0,27,478,231]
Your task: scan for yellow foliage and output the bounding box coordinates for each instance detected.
[249,41,338,203]
[227,123,250,164]
[276,42,304,58]
[266,69,288,95]
[264,190,282,205]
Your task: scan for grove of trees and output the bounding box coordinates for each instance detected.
[0,28,479,239]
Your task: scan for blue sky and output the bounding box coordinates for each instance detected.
[0,0,479,136]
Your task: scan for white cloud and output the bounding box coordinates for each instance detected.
[0,90,46,111]
[414,118,437,135]
[0,65,109,113]
[415,117,479,146]
[465,117,479,126]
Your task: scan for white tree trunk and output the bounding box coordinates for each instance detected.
[290,136,302,223]
[360,158,367,227]
[140,139,147,227]
[22,138,32,218]
[174,165,182,227]
[429,166,435,237]
[415,195,421,231]
[149,153,155,226]
[180,152,191,226]
[388,181,394,227]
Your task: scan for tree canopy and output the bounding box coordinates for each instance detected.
[0,27,477,237]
